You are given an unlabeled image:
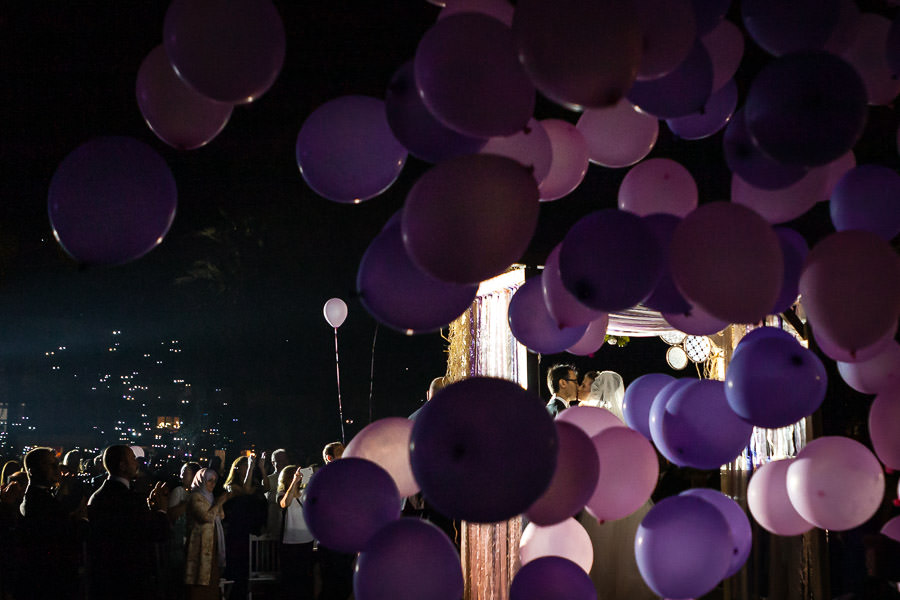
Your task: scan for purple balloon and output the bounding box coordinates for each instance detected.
[510,556,596,600]
[163,0,285,103]
[725,336,827,428]
[509,277,588,354]
[642,213,692,314]
[658,379,754,469]
[542,244,605,328]
[354,518,463,600]
[513,0,642,109]
[771,227,809,313]
[627,41,714,119]
[296,95,407,204]
[565,315,610,356]
[680,488,752,577]
[415,13,534,137]
[744,52,867,167]
[525,422,599,526]
[830,165,900,241]
[357,216,477,334]
[48,136,177,266]
[439,0,514,26]
[384,61,487,163]
[690,0,731,35]
[667,78,738,140]
[648,378,694,463]
[723,108,807,190]
[731,326,797,362]
[741,0,841,56]
[635,495,733,599]
[623,373,675,440]
[559,210,663,312]
[409,377,558,523]
[662,305,729,336]
[303,457,401,553]
[634,0,698,81]
[402,154,540,285]
[136,45,232,150]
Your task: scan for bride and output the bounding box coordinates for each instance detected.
[577,370,657,600]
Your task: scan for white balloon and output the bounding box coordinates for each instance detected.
[324,297,348,328]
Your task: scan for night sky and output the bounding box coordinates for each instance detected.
[0,2,897,461]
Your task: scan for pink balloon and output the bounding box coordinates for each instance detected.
[883,515,900,543]
[837,341,900,395]
[786,436,886,531]
[840,13,900,106]
[525,422,599,526]
[747,459,814,536]
[820,151,856,202]
[731,166,828,224]
[555,405,626,438]
[520,518,593,574]
[566,315,610,356]
[634,0,697,81]
[345,418,419,497]
[576,100,658,168]
[814,322,897,364]
[869,389,900,469]
[481,119,553,184]
[619,158,698,217]
[135,45,233,150]
[585,427,659,522]
[799,230,900,353]
[671,202,784,324]
[662,305,729,336]
[542,244,605,328]
[439,0,514,26]
[538,119,590,202]
[701,19,745,93]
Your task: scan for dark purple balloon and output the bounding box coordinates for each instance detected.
[510,556,596,600]
[48,136,177,266]
[742,0,841,56]
[384,61,487,163]
[627,42,714,119]
[725,336,827,428]
[659,380,754,469]
[136,45,232,150]
[415,13,534,137]
[648,378,694,463]
[163,0,285,103]
[357,216,477,334]
[623,373,676,440]
[559,209,663,312]
[354,518,463,600]
[690,0,732,35]
[642,213,692,314]
[771,227,809,313]
[830,165,900,241]
[508,277,588,354]
[887,13,900,77]
[525,422,599,526]
[744,52,867,167]
[303,457,401,553]
[723,108,807,190]
[680,488,752,577]
[410,377,558,523]
[666,77,738,141]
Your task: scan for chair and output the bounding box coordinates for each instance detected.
[248,534,280,599]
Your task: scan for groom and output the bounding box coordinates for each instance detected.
[545,363,580,417]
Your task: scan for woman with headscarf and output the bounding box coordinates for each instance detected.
[184,468,232,600]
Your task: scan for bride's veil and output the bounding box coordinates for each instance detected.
[586,371,625,421]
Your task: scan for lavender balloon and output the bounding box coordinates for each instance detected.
[384,61,487,163]
[648,378,694,463]
[509,277,588,354]
[565,315,610,356]
[357,216,477,334]
[415,13,534,137]
[667,78,738,141]
[163,0,285,103]
[48,136,177,266]
[623,373,675,440]
[559,209,663,312]
[136,45,232,150]
[830,165,900,241]
[681,488,752,577]
[628,42,714,119]
[577,100,659,168]
[296,95,407,203]
[731,167,828,224]
[480,119,553,184]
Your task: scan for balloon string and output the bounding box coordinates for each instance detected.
[334,327,346,445]
[368,323,379,424]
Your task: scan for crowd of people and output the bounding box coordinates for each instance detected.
[0,442,356,600]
